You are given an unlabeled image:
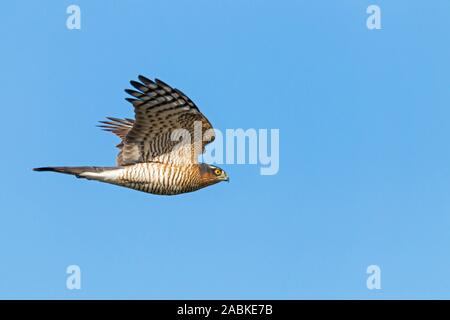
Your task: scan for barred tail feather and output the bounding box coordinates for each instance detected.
[33,166,118,179]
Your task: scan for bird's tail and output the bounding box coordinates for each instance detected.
[33,166,119,179]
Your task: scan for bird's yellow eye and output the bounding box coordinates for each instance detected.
[214,169,222,176]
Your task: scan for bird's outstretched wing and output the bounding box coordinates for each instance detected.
[99,75,215,166]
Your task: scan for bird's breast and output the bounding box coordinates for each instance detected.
[116,163,201,195]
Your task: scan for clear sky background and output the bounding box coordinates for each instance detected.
[1,0,450,299]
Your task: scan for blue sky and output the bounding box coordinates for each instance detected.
[1,0,450,299]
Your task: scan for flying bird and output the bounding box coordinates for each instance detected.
[34,75,229,195]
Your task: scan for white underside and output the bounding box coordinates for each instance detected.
[79,168,124,182]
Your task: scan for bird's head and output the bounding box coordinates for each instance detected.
[200,164,229,186]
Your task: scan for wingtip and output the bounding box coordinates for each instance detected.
[138,75,154,84]
[125,97,137,103]
[155,78,170,87]
[130,80,145,90]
